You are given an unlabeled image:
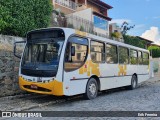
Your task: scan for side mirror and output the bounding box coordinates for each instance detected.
[71,46,75,56]
[14,41,26,59]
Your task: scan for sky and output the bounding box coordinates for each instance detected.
[102,0,160,43]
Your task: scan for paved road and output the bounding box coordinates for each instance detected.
[1,77,160,120]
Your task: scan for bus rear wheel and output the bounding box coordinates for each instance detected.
[84,78,98,100]
[127,75,138,90]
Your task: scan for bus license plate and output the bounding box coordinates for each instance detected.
[31,84,38,89]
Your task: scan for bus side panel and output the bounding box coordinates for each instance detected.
[100,64,149,90]
[138,75,149,83]
[137,65,150,83]
[100,78,116,90]
[100,64,131,90]
[99,64,117,90]
[115,65,137,88]
[63,71,88,96]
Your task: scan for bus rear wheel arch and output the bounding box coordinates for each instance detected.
[126,74,138,90]
[84,77,99,100]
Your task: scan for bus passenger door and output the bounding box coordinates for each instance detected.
[63,36,89,96]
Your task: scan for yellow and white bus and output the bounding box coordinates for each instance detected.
[14,28,150,99]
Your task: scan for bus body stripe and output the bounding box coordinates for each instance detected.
[19,76,64,96]
[70,73,149,81]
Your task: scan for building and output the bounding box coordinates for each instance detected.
[109,23,121,34]
[52,0,113,38]
[109,23,124,42]
[137,36,153,49]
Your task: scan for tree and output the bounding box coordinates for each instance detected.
[0,0,53,37]
[123,35,147,49]
[148,46,160,58]
[121,21,135,35]
[111,32,121,39]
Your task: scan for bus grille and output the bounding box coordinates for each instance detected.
[23,85,51,92]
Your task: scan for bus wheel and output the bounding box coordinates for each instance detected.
[84,78,98,100]
[128,75,138,90]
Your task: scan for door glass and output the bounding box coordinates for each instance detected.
[65,37,88,72]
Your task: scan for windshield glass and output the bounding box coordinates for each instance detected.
[22,40,64,68]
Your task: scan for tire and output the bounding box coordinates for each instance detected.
[127,75,138,90]
[84,78,98,100]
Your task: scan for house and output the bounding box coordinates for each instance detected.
[52,0,113,38]
[137,36,153,49]
[109,23,124,42]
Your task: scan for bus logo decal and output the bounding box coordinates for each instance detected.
[118,65,127,76]
[79,60,100,76]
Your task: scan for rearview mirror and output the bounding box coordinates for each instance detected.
[14,41,26,59]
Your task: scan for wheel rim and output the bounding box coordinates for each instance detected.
[132,76,137,88]
[89,83,97,96]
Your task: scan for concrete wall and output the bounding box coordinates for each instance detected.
[87,2,100,13]
[0,34,25,97]
[68,8,92,21]
[94,27,109,38]
[54,4,75,15]
[151,58,160,77]
[66,8,93,32]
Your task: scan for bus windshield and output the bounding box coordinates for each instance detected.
[21,39,64,77]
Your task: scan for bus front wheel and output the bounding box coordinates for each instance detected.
[84,78,98,100]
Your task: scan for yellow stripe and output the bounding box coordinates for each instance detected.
[19,77,63,96]
[75,30,88,36]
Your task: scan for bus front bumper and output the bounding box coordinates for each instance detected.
[19,76,64,96]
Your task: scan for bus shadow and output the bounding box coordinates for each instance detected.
[19,85,143,108]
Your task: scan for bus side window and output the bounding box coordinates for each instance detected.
[119,46,129,64]
[143,52,149,65]
[64,37,88,72]
[130,49,138,65]
[91,41,105,63]
[106,43,118,64]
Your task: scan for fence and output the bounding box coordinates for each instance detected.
[55,0,77,10]
[51,13,109,38]
[66,15,94,34]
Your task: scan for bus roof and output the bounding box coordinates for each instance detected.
[27,27,149,53]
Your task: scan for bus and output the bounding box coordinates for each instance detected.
[14,27,150,99]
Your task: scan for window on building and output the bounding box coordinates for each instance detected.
[106,44,118,64]
[94,15,108,30]
[119,47,129,64]
[91,41,105,62]
[64,37,88,72]
[143,52,149,65]
[138,51,143,64]
[130,49,138,65]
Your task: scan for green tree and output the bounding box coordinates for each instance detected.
[121,21,135,35]
[148,46,160,58]
[0,0,53,37]
[80,26,84,31]
[123,35,147,49]
[111,32,121,39]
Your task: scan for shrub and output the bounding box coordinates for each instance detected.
[148,46,160,58]
[123,35,147,49]
[80,26,84,31]
[0,0,53,37]
[111,32,121,39]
